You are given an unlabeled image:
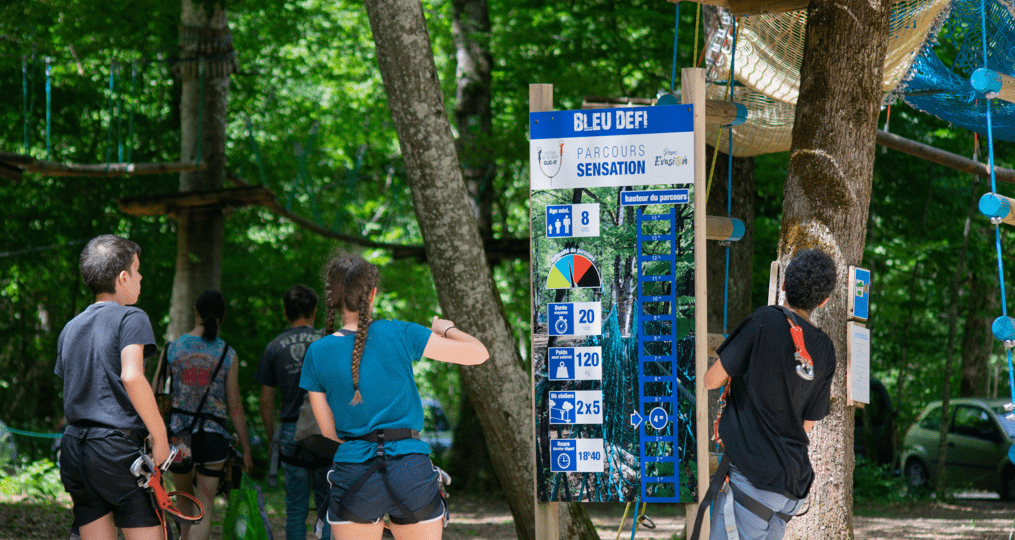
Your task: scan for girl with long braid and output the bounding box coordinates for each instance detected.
[300,255,488,540]
[164,290,253,540]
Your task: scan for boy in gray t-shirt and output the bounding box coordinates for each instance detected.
[55,234,167,537]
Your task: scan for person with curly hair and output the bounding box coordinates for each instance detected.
[701,248,837,540]
[300,254,488,540]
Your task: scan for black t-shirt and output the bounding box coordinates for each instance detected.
[716,305,836,499]
[55,302,158,430]
[254,326,322,422]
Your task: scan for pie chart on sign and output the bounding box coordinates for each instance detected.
[546,254,601,289]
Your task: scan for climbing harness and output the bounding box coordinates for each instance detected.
[330,429,445,524]
[782,309,815,381]
[130,445,205,539]
[695,306,816,540]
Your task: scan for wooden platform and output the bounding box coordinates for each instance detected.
[0,150,203,182]
[118,185,276,217]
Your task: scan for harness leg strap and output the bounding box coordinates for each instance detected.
[689,453,731,540]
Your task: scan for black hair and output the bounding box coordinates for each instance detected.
[283,284,318,322]
[195,289,226,341]
[79,234,141,295]
[323,255,379,405]
[784,249,837,311]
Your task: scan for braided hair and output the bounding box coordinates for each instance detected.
[324,255,379,405]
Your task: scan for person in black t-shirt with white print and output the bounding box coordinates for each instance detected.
[255,284,329,540]
[704,249,837,540]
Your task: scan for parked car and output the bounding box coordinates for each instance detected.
[419,398,453,460]
[900,397,1015,498]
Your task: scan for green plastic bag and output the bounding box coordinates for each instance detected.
[222,475,273,540]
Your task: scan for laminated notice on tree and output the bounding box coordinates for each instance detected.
[532,105,697,504]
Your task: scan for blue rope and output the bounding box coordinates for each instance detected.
[105,61,115,170]
[670,2,680,92]
[127,62,136,164]
[22,57,28,156]
[979,0,1012,404]
[45,57,51,160]
[630,501,640,540]
[117,67,123,163]
[721,17,738,334]
[1,425,62,439]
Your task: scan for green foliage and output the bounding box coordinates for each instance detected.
[853,458,907,504]
[0,458,63,502]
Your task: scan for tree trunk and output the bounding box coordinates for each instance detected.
[704,145,755,333]
[960,268,996,397]
[779,1,890,538]
[168,0,234,339]
[445,391,501,492]
[451,0,495,240]
[362,2,534,538]
[935,181,979,498]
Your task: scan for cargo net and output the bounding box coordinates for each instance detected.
[893,0,1015,141]
[703,0,953,156]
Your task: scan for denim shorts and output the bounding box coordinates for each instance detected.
[60,425,160,529]
[326,453,444,525]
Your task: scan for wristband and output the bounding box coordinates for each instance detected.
[444,325,455,337]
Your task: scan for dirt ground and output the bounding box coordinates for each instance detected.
[2,493,1014,539]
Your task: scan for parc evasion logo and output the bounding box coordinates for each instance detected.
[654,148,688,167]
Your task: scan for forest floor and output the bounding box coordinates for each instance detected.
[2,491,1014,539]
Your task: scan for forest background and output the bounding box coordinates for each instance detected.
[0,0,1013,508]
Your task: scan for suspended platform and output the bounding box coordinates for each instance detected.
[0,151,204,183]
[118,185,275,217]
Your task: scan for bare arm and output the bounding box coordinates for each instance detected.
[121,344,169,466]
[423,316,490,365]
[308,391,342,443]
[704,357,730,390]
[259,385,276,444]
[226,357,253,473]
[804,420,815,434]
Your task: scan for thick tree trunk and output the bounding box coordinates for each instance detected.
[961,269,996,397]
[168,0,234,339]
[935,183,979,498]
[362,2,534,538]
[451,0,495,240]
[778,1,890,538]
[704,146,755,333]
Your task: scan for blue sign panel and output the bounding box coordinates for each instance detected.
[849,266,871,321]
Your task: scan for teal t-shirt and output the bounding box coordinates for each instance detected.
[299,319,433,463]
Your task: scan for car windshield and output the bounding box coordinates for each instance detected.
[991,405,1015,438]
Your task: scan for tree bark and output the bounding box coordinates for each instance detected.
[168,0,234,339]
[362,2,534,538]
[935,184,978,498]
[704,145,755,333]
[960,268,996,397]
[778,1,890,538]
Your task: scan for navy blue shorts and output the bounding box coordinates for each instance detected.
[60,425,160,529]
[326,453,444,525]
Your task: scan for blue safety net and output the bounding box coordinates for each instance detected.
[898,0,1015,141]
